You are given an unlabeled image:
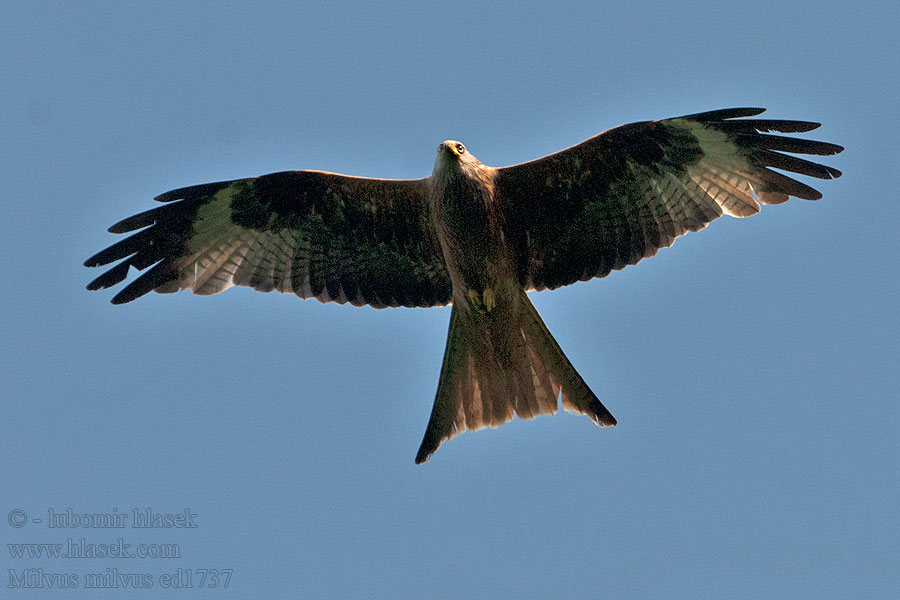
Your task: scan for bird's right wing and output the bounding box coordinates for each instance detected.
[85,171,451,308]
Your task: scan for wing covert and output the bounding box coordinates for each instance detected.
[85,171,452,308]
[494,108,843,291]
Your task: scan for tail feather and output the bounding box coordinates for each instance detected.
[415,290,616,464]
[518,295,617,424]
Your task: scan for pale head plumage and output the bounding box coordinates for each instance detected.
[433,140,485,177]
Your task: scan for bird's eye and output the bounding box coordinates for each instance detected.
[456,143,465,154]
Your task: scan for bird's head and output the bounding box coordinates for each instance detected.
[439,140,468,159]
[433,140,483,178]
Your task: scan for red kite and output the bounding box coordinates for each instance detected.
[85,108,842,463]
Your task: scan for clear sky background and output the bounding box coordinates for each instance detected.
[2,1,898,598]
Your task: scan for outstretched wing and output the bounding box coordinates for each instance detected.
[494,108,843,291]
[85,171,451,308]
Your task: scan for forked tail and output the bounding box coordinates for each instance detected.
[415,289,616,463]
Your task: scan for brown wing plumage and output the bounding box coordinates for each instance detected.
[494,108,843,291]
[85,171,451,308]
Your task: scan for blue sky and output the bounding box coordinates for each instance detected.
[2,1,898,598]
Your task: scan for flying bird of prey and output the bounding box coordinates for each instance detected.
[85,108,842,463]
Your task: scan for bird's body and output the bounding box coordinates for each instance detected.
[85,108,843,463]
[421,140,615,462]
[430,140,504,307]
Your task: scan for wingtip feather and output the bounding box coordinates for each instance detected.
[681,107,767,121]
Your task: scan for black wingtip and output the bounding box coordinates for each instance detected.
[83,253,107,268]
[154,180,235,203]
[153,189,185,203]
[747,120,822,133]
[110,284,143,304]
[682,107,767,121]
[85,260,131,291]
[108,221,132,234]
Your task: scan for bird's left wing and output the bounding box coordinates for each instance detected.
[85,171,451,308]
[494,108,843,291]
